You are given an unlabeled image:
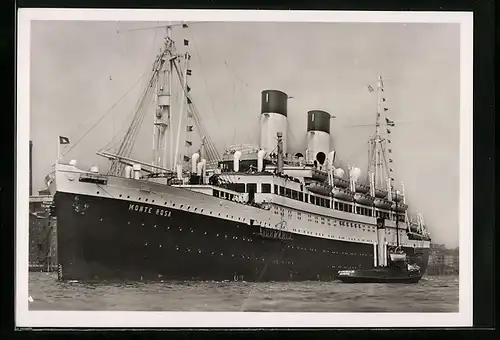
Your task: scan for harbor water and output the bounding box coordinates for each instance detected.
[28,272,458,312]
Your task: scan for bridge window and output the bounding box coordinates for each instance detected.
[279,186,285,196]
[298,192,303,201]
[291,190,298,200]
[213,190,219,198]
[274,184,278,194]
[227,183,245,193]
[304,193,308,202]
[261,183,271,193]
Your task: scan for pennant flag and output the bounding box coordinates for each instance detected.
[187,125,193,132]
[367,85,374,93]
[384,108,389,112]
[187,97,192,104]
[390,169,393,172]
[59,136,70,145]
[186,69,192,76]
[388,139,392,143]
[183,155,190,162]
[182,24,188,28]
[377,113,380,118]
[389,159,393,163]
[388,149,392,153]
[390,177,395,181]
[386,129,391,134]
[187,85,191,92]
[187,111,193,118]
[185,141,192,147]
[381,88,384,92]
[385,117,395,126]
[184,39,189,46]
[383,98,386,102]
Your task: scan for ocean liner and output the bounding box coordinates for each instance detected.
[46,23,431,281]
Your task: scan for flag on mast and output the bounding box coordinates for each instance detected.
[57,136,70,164]
[59,136,70,144]
[367,85,374,93]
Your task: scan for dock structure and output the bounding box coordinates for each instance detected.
[29,194,57,272]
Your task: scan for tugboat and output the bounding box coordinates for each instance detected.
[337,191,423,284]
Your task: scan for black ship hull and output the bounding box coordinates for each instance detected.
[54,191,429,282]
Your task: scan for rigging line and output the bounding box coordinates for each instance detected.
[63,70,150,158]
[223,60,253,89]
[171,62,221,165]
[107,66,158,153]
[105,77,156,152]
[344,140,371,165]
[190,36,222,128]
[172,59,221,161]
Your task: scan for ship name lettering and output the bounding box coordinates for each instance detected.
[128,204,152,214]
[156,208,171,217]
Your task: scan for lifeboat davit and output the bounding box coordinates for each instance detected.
[332,187,355,201]
[354,193,374,206]
[374,197,392,209]
[308,182,333,196]
[354,183,370,194]
[374,189,388,199]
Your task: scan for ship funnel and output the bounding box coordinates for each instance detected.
[90,165,99,173]
[233,151,242,172]
[260,90,288,155]
[257,149,266,172]
[191,152,200,173]
[124,165,133,179]
[306,110,331,166]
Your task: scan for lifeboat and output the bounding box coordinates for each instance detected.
[332,187,354,201]
[333,177,349,188]
[311,168,328,182]
[391,192,405,202]
[354,193,374,206]
[354,183,370,194]
[393,202,408,212]
[374,197,392,209]
[390,252,407,262]
[308,182,333,196]
[374,188,388,198]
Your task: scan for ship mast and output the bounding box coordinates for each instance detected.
[368,76,390,192]
[152,25,175,172]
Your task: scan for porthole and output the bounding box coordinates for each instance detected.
[127,196,130,198]
[97,191,100,194]
[145,198,148,202]
[119,194,122,197]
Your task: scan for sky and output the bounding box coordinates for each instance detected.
[29,20,460,247]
